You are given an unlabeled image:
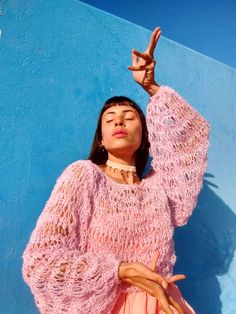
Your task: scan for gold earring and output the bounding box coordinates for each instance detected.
[100,142,106,152]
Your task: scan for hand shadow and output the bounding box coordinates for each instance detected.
[174,172,236,314]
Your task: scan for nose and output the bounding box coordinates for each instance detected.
[115,117,125,126]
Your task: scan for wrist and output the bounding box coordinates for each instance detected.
[118,261,131,280]
[143,82,160,96]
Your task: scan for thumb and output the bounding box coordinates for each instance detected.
[148,251,159,271]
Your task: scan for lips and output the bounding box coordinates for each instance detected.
[112,130,128,136]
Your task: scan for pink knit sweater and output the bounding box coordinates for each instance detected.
[22,86,209,314]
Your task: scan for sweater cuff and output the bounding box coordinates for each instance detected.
[149,85,171,101]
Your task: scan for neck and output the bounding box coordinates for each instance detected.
[107,153,135,166]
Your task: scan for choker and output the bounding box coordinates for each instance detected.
[106,160,136,174]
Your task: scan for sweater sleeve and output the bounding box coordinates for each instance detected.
[22,161,122,314]
[146,86,210,227]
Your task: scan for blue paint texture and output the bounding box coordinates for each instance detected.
[0,1,236,313]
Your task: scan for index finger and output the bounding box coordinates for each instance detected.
[167,274,186,284]
[146,27,161,58]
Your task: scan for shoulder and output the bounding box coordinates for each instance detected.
[63,159,93,173]
[60,159,104,184]
[55,159,94,186]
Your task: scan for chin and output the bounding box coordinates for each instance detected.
[107,145,138,156]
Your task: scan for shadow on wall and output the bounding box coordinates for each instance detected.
[174,173,236,314]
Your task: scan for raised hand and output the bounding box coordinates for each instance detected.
[128,27,161,95]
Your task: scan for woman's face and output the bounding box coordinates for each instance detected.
[101,104,142,158]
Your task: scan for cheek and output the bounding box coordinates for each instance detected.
[101,124,111,142]
[138,128,143,145]
[135,122,143,136]
[132,124,143,145]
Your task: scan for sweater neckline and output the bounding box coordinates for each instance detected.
[89,160,146,188]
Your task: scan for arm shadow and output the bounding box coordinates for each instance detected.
[174,172,236,314]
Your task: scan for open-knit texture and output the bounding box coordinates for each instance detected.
[22,86,210,313]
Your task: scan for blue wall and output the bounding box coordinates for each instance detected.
[81,0,236,69]
[0,1,236,313]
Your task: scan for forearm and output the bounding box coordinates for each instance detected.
[146,86,210,147]
[146,86,210,226]
[23,248,122,313]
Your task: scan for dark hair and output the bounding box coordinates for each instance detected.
[88,96,150,179]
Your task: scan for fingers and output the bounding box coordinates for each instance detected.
[132,49,149,59]
[167,295,184,314]
[125,259,186,314]
[167,274,186,284]
[132,49,154,62]
[130,276,174,314]
[125,275,184,314]
[146,253,168,290]
[128,262,168,289]
[128,65,147,71]
[155,286,174,314]
[146,26,161,57]
[131,49,144,67]
[143,269,168,290]
[128,60,156,71]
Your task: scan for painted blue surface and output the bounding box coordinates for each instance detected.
[81,0,236,69]
[0,0,236,313]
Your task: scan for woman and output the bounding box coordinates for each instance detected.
[22,27,209,313]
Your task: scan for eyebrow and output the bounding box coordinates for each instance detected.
[105,109,135,116]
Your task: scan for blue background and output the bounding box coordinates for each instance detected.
[0,0,236,313]
[81,0,236,69]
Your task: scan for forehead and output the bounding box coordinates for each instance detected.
[103,104,138,116]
